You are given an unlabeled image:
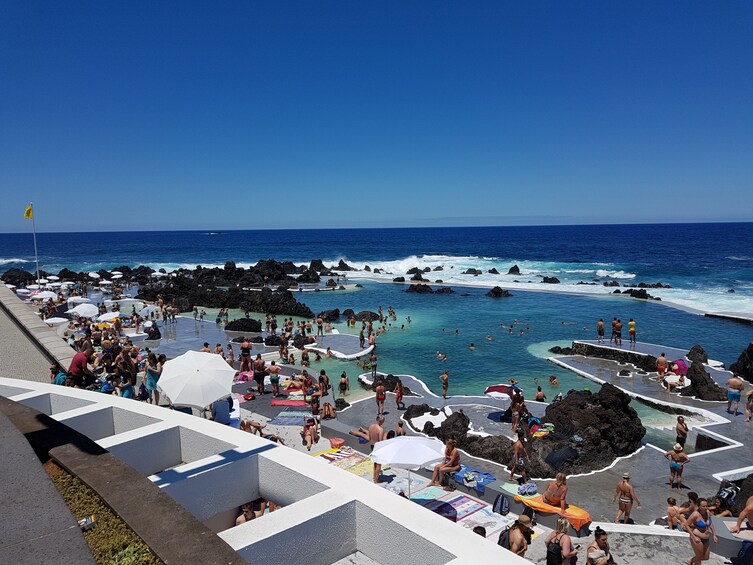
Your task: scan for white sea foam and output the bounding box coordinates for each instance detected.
[0,258,30,266]
[726,256,753,261]
[595,269,636,279]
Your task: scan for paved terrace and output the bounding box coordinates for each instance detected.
[0,285,525,565]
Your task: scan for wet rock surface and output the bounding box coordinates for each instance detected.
[570,342,657,372]
[679,360,727,401]
[487,286,512,298]
[730,341,753,383]
[405,383,645,478]
[224,318,262,332]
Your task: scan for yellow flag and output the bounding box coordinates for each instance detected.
[24,205,33,220]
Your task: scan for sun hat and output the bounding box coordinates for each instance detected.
[622,472,630,479]
[517,514,533,528]
[674,443,683,451]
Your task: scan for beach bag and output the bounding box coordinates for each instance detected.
[136,383,149,401]
[518,482,538,496]
[496,526,510,549]
[546,535,563,565]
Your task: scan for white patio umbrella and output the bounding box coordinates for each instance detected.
[68,303,99,318]
[16,288,31,295]
[150,272,168,278]
[49,282,62,288]
[99,280,113,285]
[139,305,159,317]
[34,290,58,300]
[158,351,236,409]
[143,320,153,328]
[5,284,16,289]
[47,275,60,281]
[67,296,92,304]
[110,271,123,275]
[370,436,446,496]
[36,278,49,284]
[27,284,41,290]
[111,274,123,279]
[44,317,70,325]
[88,272,100,279]
[97,311,128,322]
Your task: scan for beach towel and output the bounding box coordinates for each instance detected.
[271,399,308,407]
[424,495,485,522]
[269,408,311,426]
[513,494,592,531]
[454,465,496,495]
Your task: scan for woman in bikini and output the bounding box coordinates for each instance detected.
[543,472,569,512]
[612,472,640,524]
[686,498,718,564]
[429,439,460,486]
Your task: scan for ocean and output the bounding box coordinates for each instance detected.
[2,223,753,398]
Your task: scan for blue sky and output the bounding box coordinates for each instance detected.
[2,1,752,232]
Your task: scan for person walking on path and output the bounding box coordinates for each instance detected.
[666,443,690,490]
[544,517,579,564]
[613,472,640,524]
[374,380,386,415]
[726,373,745,416]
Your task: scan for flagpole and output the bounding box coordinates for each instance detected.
[29,202,41,284]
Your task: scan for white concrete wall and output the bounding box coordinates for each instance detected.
[0,378,531,565]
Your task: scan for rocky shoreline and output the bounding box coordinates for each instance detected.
[405,383,645,478]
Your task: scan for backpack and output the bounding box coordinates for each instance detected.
[497,526,510,549]
[546,534,563,565]
[718,485,739,507]
[136,383,149,401]
[492,494,510,516]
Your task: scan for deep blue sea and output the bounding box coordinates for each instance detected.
[3,223,753,398]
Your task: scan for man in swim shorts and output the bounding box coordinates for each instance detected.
[726,374,745,416]
[253,353,267,395]
[675,416,689,447]
[597,318,605,344]
[665,443,689,490]
[656,352,668,376]
[374,380,386,415]
[268,361,281,397]
[613,472,640,524]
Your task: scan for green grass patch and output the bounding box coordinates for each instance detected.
[44,461,163,565]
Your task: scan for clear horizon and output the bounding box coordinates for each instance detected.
[2,2,752,232]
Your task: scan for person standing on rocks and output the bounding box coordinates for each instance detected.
[509,430,529,483]
[725,373,745,416]
[666,443,690,490]
[316,316,324,336]
[628,318,636,346]
[613,472,640,524]
[610,317,617,345]
[614,319,623,346]
[597,318,605,344]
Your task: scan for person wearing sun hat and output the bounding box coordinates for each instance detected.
[613,472,640,524]
[665,442,690,490]
[509,513,534,557]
